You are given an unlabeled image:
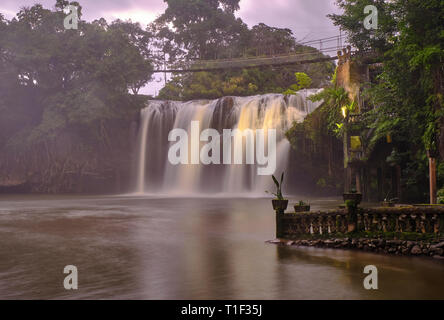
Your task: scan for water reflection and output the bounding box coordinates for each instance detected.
[0,195,443,299]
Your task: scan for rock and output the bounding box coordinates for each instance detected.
[387,240,402,246]
[431,241,444,249]
[411,245,422,255]
[267,239,282,244]
[286,241,295,246]
[433,255,444,260]
[430,248,444,256]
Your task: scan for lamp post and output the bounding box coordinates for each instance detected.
[342,106,350,192]
[427,150,437,204]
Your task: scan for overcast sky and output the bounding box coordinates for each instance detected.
[1,0,342,95]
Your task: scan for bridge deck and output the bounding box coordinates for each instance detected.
[153,52,339,73]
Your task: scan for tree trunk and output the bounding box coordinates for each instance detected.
[429,156,437,204]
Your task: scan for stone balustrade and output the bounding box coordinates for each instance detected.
[277,206,444,239]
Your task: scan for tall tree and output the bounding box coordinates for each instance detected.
[150,0,247,63]
[0,1,155,192]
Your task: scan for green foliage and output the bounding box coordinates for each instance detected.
[437,188,444,204]
[307,86,350,138]
[0,2,153,192]
[150,0,246,61]
[345,199,357,208]
[285,85,346,194]
[152,0,334,100]
[329,0,444,202]
[159,60,331,100]
[283,72,313,95]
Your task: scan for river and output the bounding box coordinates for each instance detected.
[0,195,443,299]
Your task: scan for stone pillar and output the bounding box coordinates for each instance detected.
[276,211,284,238]
[377,167,383,201]
[355,168,362,193]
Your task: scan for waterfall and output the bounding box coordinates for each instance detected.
[134,90,322,195]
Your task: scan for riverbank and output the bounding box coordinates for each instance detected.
[267,237,444,259]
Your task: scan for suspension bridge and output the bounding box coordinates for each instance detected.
[152,34,350,73]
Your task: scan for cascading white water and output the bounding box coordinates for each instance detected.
[134,90,322,195]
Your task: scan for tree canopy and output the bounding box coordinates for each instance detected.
[288,0,444,200]
[151,0,334,100]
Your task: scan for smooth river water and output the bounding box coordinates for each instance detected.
[0,195,443,300]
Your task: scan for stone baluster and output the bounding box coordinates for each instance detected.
[432,214,439,234]
[312,215,320,234]
[371,213,380,232]
[318,215,323,235]
[420,214,427,234]
[327,215,334,234]
[340,215,347,233]
[321,215,328,235]
[305,216,311,234]
[398,214,406,232]
[406,214,413,232]
[357,213,363,232]
[394,214,400,232]
[381,214,388,232]
[363,213,370,231]
[296,217,303,235]
[410,213,416,232]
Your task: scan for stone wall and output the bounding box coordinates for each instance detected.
[274,206,444,257]
[336,46,369,110]
[279,207,444,237]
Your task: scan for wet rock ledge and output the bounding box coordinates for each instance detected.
[266,238,444,259]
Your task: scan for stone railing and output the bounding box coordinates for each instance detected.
[276,206,444,239]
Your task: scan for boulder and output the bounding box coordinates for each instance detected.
[430,247,444,256]
[431,241,444,249]
[411,245,422,255]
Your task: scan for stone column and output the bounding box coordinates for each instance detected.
[276,211,284,238]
